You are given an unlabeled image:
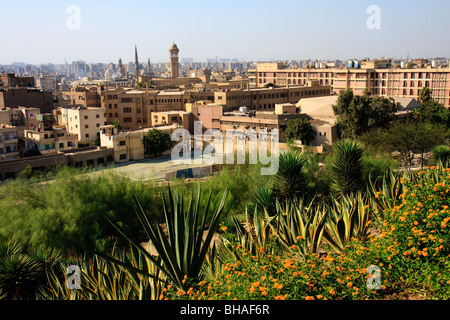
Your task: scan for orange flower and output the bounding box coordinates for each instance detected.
[329,289,335,295]
[305,296,315,300]
[347,282,353,288]
[252,282,260,287]
[249,286,255,294]
[220,226,228,232]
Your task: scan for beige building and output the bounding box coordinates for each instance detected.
[213,80,331,112]
[60,86,102,108]
[101,87,190,131]
[0,106,41,130]
[0,125,19,159]
[100,124,178,162]
[151,111,190,128]
[23,127,78,155]
[256,61,450,108]
[55,106,107,145]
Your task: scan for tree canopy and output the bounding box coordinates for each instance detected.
[332,89,397,139]
[284,117,316,145]
[143,129,173,157]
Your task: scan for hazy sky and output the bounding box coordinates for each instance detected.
[1,0,450,65]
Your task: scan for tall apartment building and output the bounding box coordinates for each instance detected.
[256,62,450,108]
[55,106,107,145]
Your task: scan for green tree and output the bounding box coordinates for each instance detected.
[111,119,122,131]
[360,120,449,169]
[143,129,173,157]
[284,117,316,145]
[332,89,397,139]
[418,87,432,104]
[411,93,450,127]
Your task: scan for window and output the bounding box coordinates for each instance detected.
[96,123,100,127]
[119,141,126,146]
[85,125,89,129]
[123,117,132,123]
[109,104,112,109]
[96,114,100,118]
[123,107,132,113]
[119,154,127,160]
[85,134,89,138]
[59,143,64,148]
[121,98,133,103]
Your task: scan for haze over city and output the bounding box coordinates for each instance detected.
[2,0,450,65]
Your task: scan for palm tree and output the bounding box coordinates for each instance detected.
[329,139,364,196]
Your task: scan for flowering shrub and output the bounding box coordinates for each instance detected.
[163,167,450,300]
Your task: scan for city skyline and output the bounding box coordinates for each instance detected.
[2,0,450,65]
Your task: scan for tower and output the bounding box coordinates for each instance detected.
[135,45,139,83]
[169,42,179,78]
[118,58,125,77]
[147,58,151,76]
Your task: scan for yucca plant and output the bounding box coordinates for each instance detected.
[329,139,364,196]
[322,193,371,253]
[273,150,310,200]
[0,241,63,300]
[249,185,276,216]
[272,198,327,256]
[432,145,450,168]
[103,185,229,290]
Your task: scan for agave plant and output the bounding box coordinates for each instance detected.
[322,193,371,253]
[329,139,364,196]
[367,170,405,214]
[271,197,327,256]
[222,206,274,261]
[39,246,165,300]
[103,185,229,290]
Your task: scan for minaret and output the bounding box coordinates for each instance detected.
[118,58,124,78]
[147,58,151,76]
[135,45,139,84]
[169,42,179,78]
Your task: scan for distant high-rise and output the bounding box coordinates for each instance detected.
[169,42,179,78]
[135,45,139,83]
